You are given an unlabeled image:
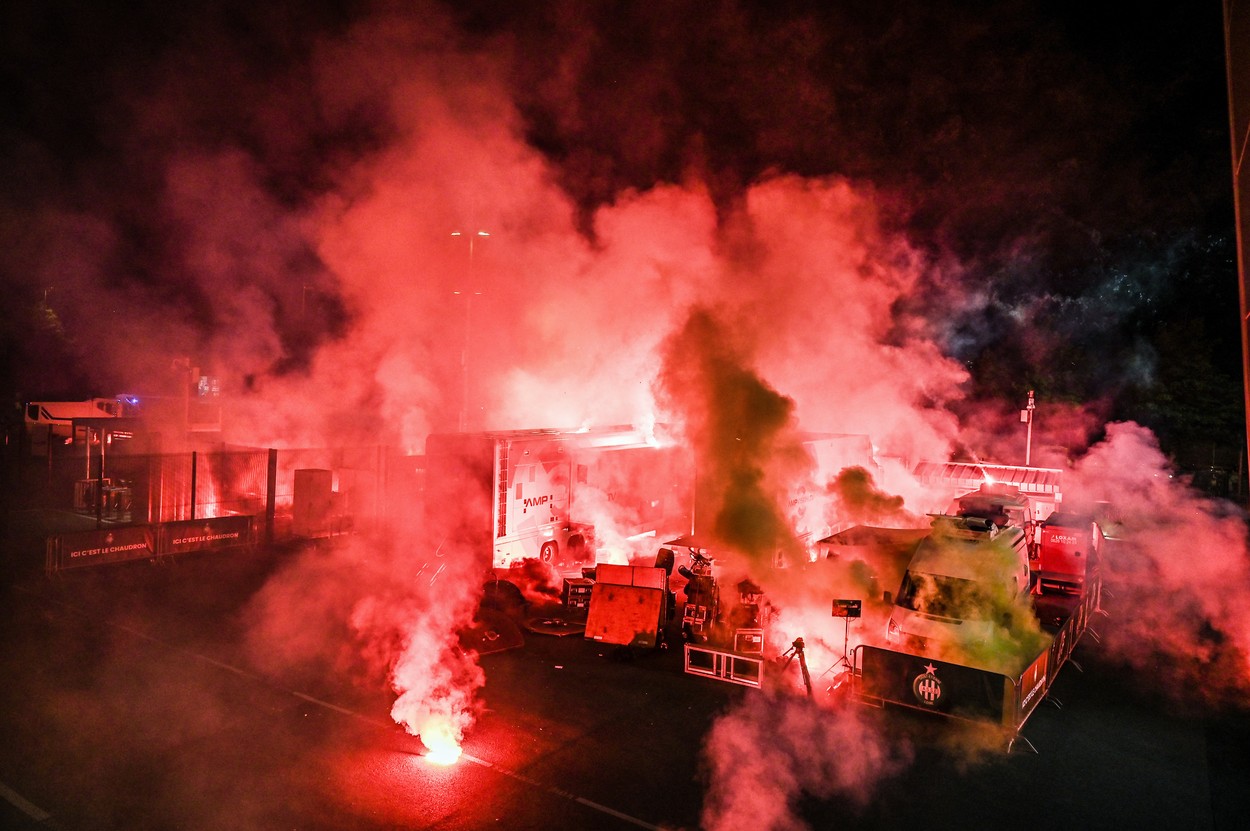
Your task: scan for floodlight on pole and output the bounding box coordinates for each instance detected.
[1020,390,1036,466]
[452,230,489,432]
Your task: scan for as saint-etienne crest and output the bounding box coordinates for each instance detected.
[912,663,943,707]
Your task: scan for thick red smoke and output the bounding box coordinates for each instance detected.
[1066,423,1250,707]
[223,11,977,789]
[700,695,912,831]
[218,9,1242,817]
[225,8,961,802]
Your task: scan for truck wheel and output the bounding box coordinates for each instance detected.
[540,542,557,563]
[568,534,586,564]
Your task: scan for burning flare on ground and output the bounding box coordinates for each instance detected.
[417,715,464,765]
[384,605,483,768]
[341,534,487,773]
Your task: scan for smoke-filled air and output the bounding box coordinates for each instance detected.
[3,1,1246,830]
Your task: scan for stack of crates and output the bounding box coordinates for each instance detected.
[562,577,594,615]
[733,628,764,655]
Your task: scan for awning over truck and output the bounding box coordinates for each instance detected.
[913,461,1063,498]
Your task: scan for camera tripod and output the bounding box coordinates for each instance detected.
[777,637,813,697]
[834,614,854,673]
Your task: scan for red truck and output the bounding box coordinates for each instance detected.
[1034,512,1104,594]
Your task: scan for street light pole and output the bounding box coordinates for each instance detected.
[1021,389,1036,466]
[451,230,489,432]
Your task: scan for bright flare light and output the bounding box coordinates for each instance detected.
[419,719,464,766]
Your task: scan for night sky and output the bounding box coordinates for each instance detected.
[0,0,1241,463]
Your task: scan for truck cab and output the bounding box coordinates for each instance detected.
[886,515,1031,658]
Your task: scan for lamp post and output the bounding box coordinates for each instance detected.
[1020,390,1036,466]
[451,230,489,432]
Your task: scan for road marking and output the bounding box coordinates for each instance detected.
[291,691,358,717]
[22,586,665,831]
[574,796,663,829]
[456,757,661,830]
[0,780,52,822]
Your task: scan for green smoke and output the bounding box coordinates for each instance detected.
[657,306,810,568]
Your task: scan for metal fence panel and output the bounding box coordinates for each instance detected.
[22,442,385,548]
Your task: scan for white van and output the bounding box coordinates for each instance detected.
[885,515,1031,659]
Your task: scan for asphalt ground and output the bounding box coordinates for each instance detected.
[0,537,1246,831]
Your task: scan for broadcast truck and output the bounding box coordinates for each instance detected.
[21,396,141,454]
[422,426,694,606]
[850,507,1104,750]
[883,514,1032,659]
